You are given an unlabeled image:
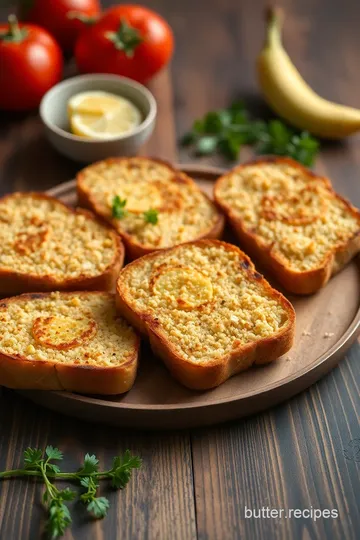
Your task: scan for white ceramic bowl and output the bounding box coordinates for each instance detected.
[40,74,157,163]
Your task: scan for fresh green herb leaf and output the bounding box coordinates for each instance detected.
[78,454,99,475]
[40,462,72,539]
[45,446,63,462]
[195,136,218,155]
[80,477,91,489]
[268,119,291,147]
[290,131,319,166]
[79,475,109,519]
[226,125,250,146]
[24,448,43,468]
[47,464,62,475]
[0,447,141,538]
[80,476,99,504]
[87,497,110,519]
[228,100,246,114]
[245,120,268,144]
[218,136,241,160]
[181,101,320,165]
[46,499,72,539]
[80,476,99,495]
[110,450,142,489]
[143,208,159,225]
[180,132,196,146]
[60,488,76,501]
[112,196,127,219]
[203,111,225,133]
[193,118,205,134]
[217,109,233,127]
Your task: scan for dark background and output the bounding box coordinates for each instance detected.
[0,1,360,539]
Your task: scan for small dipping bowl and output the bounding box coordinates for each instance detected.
[40,74,157,163]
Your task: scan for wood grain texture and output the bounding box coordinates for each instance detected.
[192,348,360,540]
[0,0,360,539]
[0,390,196,540]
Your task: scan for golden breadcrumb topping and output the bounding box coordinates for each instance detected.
[215,162,360,271]
[0,292,137,367]
[0,194,117,279]
[79,158,220,248]
[121,243,291,363]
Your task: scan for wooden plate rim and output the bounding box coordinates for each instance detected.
[44,164,360,412]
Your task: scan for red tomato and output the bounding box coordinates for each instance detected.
[75,5,174,83]
[25,0,101,51]
[0,16,63,111]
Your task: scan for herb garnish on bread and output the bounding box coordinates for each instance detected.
[77,157,224,259]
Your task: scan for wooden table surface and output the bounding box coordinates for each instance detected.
[0,1,360,539]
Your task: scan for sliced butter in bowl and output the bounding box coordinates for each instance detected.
[68,91,142,139]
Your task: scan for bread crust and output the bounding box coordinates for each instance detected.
[116,240,295,390]
[0,192,124,296]
[214,156,360,295]
[0,292,139,395]
[77,157,225,260]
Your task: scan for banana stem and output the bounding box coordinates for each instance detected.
[265,6,284,48]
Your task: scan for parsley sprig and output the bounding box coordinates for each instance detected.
[143,208,159,224]
[112,195,127,219]
[112,197,159,225]
[181,101,319,166]
[0,446,141,539]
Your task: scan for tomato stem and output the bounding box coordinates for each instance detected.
[105,18,143,58]
[8,14,23,40]
[0,14,27,43]
[67,11,99,25]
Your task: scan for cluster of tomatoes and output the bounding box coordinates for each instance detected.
[0,1,174,111]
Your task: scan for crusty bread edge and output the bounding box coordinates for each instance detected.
[116,239,296,390]
[76,158,225,260]
[0,192,125,296]
[214,156,360,295]
[0,292,140,395]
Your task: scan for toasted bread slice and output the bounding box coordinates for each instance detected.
[214,157,360,294]
[0,291,139,395]
[77,157,224,259]
[0,193,124,295]
[116,240,295,390]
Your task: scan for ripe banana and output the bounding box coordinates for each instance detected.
[257,7,360,139]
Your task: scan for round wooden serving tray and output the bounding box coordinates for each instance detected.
[21,165,360,429]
